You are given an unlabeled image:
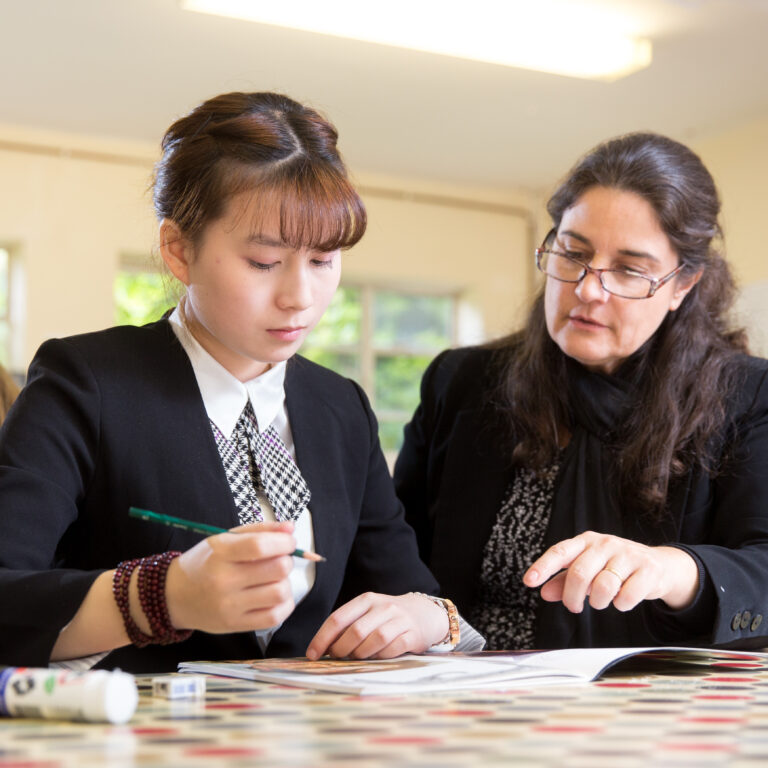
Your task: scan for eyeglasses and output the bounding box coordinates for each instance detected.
[535,241,684,300]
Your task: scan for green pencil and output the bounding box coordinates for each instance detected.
[128,506,326,562]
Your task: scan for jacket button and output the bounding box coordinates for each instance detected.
[741,611,752,630]
[752,614,763,632]
[731,612,742,631]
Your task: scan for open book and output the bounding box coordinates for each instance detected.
[178,647,768,696]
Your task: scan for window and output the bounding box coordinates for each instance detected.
[302,285,456,455]
[0,247,11,368]
[114,257,175,326]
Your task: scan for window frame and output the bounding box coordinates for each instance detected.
[303,280,460,458]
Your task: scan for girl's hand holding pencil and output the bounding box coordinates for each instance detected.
[164,519,299,634]
[128,507,324,635]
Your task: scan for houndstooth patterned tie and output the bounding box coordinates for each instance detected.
[211,401,311,523]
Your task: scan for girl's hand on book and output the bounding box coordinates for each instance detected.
[164,520,297,633]
[522,531,699,613]
[305,592,448,660]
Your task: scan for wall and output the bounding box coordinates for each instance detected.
[0,126,157,369]
[693,115,768,354]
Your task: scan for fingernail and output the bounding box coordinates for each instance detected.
[525,569,539,583]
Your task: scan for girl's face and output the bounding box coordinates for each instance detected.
[161,192,341,382]
[544,186,698,375]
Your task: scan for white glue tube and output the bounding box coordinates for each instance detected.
[0,667,138,724]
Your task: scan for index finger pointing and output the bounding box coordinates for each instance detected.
[524,536,589,587]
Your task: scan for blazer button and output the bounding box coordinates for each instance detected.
[731,612,742,631]
[741,611,752,630]
[751,614,763,632]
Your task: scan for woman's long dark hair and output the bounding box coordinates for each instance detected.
[494,132,748,518]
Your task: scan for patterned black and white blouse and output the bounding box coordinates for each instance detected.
[468,461,560,650]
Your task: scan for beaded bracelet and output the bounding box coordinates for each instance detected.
[137,551,192,646]
[112,552,192,648]
[112,558,154,648]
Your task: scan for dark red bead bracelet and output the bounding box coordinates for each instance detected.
[112,551,192,647]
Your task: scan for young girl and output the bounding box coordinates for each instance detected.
[0,91,477,673]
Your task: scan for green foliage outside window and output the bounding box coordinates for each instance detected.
[306,286,362,348]
[114,270,175,326]
[374,354,435,413]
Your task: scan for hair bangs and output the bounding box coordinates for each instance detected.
[277,163,367,252]
[226,161,366,253]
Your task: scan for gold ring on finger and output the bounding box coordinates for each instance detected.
[603,567,625,583]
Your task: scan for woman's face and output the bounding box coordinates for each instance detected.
[162,191,341,382]
[544,186,697,375]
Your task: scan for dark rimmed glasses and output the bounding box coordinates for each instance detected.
[535,233,684,300]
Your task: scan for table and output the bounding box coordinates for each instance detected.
[2,652,768,767]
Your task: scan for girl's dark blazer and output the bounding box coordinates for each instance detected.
[394,345,768,651]
[0,320,438,672]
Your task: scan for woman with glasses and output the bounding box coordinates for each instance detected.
[394,132,768,651]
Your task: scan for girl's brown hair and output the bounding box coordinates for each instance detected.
[153,91,366,251]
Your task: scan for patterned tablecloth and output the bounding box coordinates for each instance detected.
[1,652,768,767]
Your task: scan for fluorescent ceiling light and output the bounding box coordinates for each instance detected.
[181,0,652,81]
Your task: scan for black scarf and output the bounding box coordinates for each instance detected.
[535,356,681,648]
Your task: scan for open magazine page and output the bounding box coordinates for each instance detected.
[178,647,768,695]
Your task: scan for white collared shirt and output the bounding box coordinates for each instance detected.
[169,307,316,651]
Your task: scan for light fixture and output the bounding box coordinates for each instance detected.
[180,0,652,81]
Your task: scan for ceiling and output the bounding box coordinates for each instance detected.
[1,0,768,192]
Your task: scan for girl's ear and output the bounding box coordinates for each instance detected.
[159,220,193,286]
[669,269,703,311]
